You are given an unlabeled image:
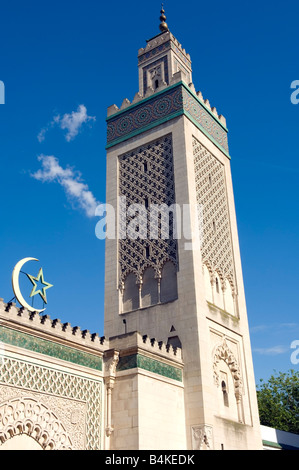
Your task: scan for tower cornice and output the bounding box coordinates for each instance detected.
[106,81,229,158]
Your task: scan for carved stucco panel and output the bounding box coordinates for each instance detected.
[0,356,102,449]
[0,385,86,449]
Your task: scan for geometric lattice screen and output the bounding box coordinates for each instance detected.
[193,136,236,291]
[118,134,178,285]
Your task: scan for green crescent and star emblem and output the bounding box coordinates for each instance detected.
[26,267,53,304]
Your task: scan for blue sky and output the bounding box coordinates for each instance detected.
[0,0,298,384]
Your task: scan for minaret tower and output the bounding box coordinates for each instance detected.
[104,7,262,450]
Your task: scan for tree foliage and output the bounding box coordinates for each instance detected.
[257,369,299,434]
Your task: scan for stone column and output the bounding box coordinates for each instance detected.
[104,350,120,447]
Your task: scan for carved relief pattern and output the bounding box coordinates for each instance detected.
[138,41,171,64]
[213,338,243,398]
[107,87,183,145]
[0,357,102,450]
[184,90,228,152]
[191,425,213,450]
[143,56,169,92]
[0,397,74,449]
[105,350,120,377]
[118,134,177,282]
[107,85,228,155]
[193,137,235,289]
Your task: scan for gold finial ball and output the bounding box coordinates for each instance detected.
[159,7,168,32]
[159,21,168,32]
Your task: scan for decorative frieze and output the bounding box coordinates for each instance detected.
[106,82,229,157]
[0,325,102,371]
[108,332,183,381]
[117,353,183,382]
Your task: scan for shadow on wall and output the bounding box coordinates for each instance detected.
[122,260,178,313]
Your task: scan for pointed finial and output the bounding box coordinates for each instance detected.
[159,3,169,32]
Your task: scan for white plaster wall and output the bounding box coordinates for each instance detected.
[138,373,186,450]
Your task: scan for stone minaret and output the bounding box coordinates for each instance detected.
[104,7,262,450]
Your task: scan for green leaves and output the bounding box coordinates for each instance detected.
[257,369,299,433]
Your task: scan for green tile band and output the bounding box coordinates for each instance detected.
[106,81,229,158]
[117,353,183,382]
[0,325,102,371]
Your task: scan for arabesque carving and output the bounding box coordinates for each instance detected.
[0,397,72,450]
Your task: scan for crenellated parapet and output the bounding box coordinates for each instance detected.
[0,298,106,353]
[108,331,183,382]
[137,31,191,69]
[107,78,226,128]
[140,333,182,360]
[0,297,183,381]
[106,80,229,158]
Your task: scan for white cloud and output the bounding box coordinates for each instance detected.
[37,127,47,143]
[55,104,96,141]
[250,323,299,334]
[37,105,95,142]
[253,345,288,356]
[31,154,99,217]
[250,325,268,333]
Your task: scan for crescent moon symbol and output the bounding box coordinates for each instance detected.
[12,258,46,313]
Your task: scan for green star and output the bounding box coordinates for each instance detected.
[26,268,53,304]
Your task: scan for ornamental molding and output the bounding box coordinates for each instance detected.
[104,350,120,378]
[212,337,243,399]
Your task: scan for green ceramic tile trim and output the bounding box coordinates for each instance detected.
[105,81,230,159]
[262,440,282,449]
[106,81,227,131]
[117,353,182,381]
[0,325,102,371]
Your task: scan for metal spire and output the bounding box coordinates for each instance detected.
[159,3,169,32]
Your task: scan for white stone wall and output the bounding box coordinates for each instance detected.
[104,111,263,449]
[137,372,186,449]
[110,369,186,450]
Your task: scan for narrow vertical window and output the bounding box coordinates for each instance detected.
[221,380,229,407]
[216,277,219,293]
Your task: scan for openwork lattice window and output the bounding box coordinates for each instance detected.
[118,134,178,311]
[193,136,236,292]
[118,134,178,283]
